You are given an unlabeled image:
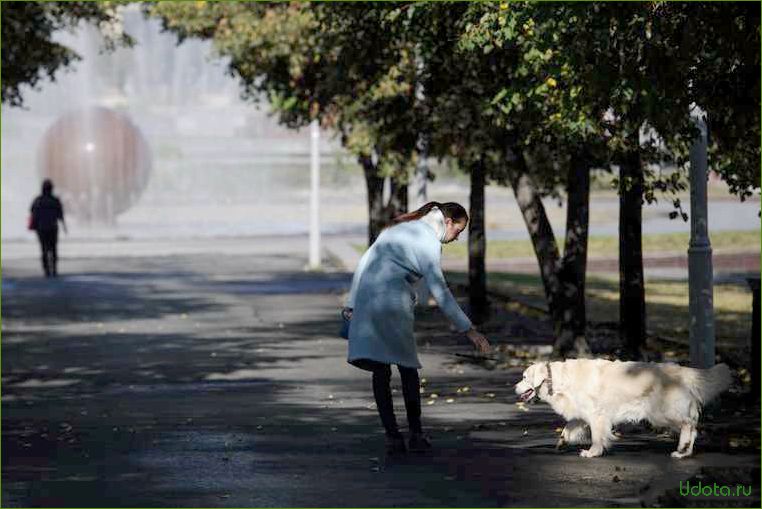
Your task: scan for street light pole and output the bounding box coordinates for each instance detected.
[309,119,321,270]
[688,108,715,368]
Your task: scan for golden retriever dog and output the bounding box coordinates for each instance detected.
[514,359,732,458]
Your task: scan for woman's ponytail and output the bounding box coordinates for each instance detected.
[391,201,468,225]
[391,202,442,224]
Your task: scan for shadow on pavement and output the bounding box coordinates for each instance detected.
[2,255,759,507]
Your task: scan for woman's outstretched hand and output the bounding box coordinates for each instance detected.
[465,328,491,354]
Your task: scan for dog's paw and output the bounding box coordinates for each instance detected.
[670,450,691,459]
[579,447,603,458]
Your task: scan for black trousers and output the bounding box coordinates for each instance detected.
[36,229,58,276]
[352,359,422,438]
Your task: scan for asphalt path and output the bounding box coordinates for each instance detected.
[2,247,758,507]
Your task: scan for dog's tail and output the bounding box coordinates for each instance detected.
[683,363,733,405]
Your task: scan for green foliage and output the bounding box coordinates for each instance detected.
[459,1,759,201]
[151,1,422,183]
[151,1,759,201]
[1,1,132,107]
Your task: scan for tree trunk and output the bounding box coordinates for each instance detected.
[388,177,408,218]
[510,160,564,336]
[360,155,385,246]
[618,139,646,359]
[556,150,592,357]
[468,160,489,324]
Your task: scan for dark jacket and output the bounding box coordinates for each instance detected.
[30,194,64,231]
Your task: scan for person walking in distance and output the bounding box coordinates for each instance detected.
[30,179,67,277]
[343,201,492,455]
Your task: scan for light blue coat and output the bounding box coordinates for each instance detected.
[346,220,472,368]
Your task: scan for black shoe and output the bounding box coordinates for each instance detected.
[385,435,407,455]
[408,433,432,452]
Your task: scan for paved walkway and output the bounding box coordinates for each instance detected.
[1,239,759,506]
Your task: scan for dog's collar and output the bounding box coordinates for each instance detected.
[545,362,554,396]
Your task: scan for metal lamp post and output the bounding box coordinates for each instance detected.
[688,108,715,368]
[309,119,321,270]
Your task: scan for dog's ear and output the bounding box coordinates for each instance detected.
[529,363,545,388]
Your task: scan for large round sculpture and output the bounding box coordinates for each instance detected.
[37,107,151,223]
